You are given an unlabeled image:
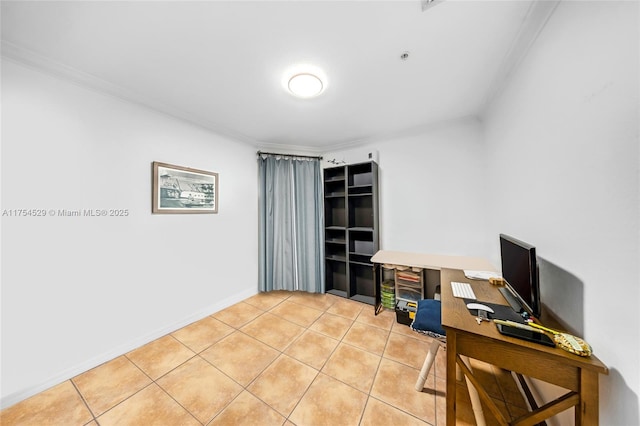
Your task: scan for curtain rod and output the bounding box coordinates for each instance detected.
[257,151,323,160]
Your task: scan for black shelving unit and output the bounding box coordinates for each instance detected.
[323,161,379,304]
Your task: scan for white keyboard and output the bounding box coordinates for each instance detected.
[451,281,476,300]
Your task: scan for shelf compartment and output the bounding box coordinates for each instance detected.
[395,268,424,303]
[348,229,374,256]
[349,263,374,299]
[325,226,346,257]
[348,163,373,187]
[326,259,347,294]
[325,179,346,197]
[325,228,346,245]
[324,167,346,181]
[395,286,422,302]
[396,273,421,284]
[348,196,373,229]
[325,240,346,259]
[325,197,346,228]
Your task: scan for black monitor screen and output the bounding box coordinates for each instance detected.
[499,234,540,317]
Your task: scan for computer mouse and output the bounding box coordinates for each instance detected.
[466,303,495,313]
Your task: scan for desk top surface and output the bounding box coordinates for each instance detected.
[440,268,608,374]
[370,250,496,271]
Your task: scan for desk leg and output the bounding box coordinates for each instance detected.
[577,369,599,426]
[446,331,457,426]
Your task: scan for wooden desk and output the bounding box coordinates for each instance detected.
[441,269,608,426]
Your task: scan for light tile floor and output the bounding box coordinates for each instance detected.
[1,291,530,425]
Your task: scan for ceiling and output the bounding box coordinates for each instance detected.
[1,1,554,152]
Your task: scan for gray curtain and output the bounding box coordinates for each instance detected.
[258,155,325,293]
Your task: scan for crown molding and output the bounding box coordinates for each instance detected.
[1,40,259,147]
[480,0,561,112]
[317,114,482,154]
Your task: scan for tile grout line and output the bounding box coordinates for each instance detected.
[69,379,98,425]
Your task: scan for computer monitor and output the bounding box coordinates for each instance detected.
[499,234,541,317]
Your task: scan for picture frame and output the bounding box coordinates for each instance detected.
[152,161,218,214]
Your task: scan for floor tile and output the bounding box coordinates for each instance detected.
[289,373,368,426]
[266,289,294,300]
[126,335,195,380]
[355,306,396,330]
[97,383,199,426]
[241,311,305,351]
[487,397,517,424]
[506,403,530,422]
[383,331,432,370]
[200,331,279,386]
[156,356,242,424]
[391,319,431,339]
[308,312,353,340]
[243,292,287,311]
[209,390,286,426]
[287,291,337,311]
[322,343,381,393]
[326,297,365,320]
[371,358,436,424]
[171,316,234,353]
[269,299,324,327]
[284,329,339,370]
[361,397,430,426]
[73,356,152,416]
[0,381,93,426]
[212,301,265,328]
[342,322,389,355]
[247,354,318,416]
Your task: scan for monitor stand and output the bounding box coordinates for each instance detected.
[498,287,523,313]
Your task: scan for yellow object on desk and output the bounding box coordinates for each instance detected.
[493,319,545,334]
[528,322,593,357]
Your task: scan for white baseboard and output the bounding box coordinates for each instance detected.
[0,287,258,410]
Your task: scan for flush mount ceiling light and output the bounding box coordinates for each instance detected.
[288,73,323,98]
[283,65,327,99]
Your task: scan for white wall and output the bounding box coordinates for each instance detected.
[483,1,639,424]
[323,116,492,262]
[0,59,259,407]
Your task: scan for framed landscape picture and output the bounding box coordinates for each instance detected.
[152,161,218,214]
